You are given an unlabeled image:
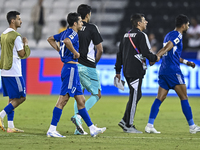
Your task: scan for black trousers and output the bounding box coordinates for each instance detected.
[122,77,143,127]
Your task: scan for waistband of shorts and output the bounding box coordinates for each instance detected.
[63,63,77,67]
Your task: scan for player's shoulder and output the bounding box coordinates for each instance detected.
[87,22,98,28]
[87,23,100,31]
[136,30,147,40]
[167,30,182,39]
[168,30,178,36]
[67,28,77,36]
[65,28,77,40]
[133,28,145,36]
[140,31,148,37]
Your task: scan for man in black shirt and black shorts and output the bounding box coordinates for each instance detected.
[71,4,104,135]
[115,13,160,133]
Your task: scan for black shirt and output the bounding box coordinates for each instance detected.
[115,28,157,78]
[78,21,103,68]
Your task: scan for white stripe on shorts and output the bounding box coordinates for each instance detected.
[15,77,23,92]
[176,73,183,84]
[129,79,139,125]
[68,67,75,89]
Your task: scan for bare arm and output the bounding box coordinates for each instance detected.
[156,41,174,57]
[95,43,103,63]
[180,57,196,68]
[149,41,173,66]
[17,37,28,58]
[63,38,80,59]
[47,36,60,52]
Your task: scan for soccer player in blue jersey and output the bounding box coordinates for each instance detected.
[46,12,106,138]
[145,14,200,134]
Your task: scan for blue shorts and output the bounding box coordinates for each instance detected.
[1,76,26,99]
[60,63,83,97]
[158,73,185,90]
[78,63,101,95]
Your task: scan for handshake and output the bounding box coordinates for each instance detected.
[149,54,160,66]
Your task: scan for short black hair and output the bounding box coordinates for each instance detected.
[77,4,92,19]
[67,12,81,27]
[7,11,20,24]
[130,13,145,28]
[60,19,67,27]
[175,14,189,28]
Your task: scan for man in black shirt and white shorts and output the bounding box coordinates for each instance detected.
[115,13,160,133]
[71,4,103,135]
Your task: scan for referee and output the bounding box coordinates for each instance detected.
[115,13,160,133]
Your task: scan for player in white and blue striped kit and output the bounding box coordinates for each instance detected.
[145,14,200,134]
[46,12,106,138]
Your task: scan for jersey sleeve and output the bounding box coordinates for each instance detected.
[14,36,23,51]
[68,34,76,44]
[53,32,62,42]
[169,32,181,46]
[91,24,103,45]
[139,33,157,62]
[115,37,123,74]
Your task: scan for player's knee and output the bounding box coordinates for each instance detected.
[157,94,167,101]
[21,97,26,103]
[97,93,101,100]
[63,98,69,106]
[180,95,188,100]
[97,90,101,100]
[76,96,85,108]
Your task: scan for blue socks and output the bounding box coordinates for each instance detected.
[78,108,93,127]
[4,103,14,114]
[51,107,62,126]
[51,107,93,127]
[148,98,162,125]
[181,100,194,126]
[7,110,14,121]
[148,99,195,126]
[74,95,99,114]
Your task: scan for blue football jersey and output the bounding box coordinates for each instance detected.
[159,30,183,75]
[54,28,79,63]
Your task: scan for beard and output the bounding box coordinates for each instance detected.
[183,29,187,34]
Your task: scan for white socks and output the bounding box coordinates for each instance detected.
[147,123,154,128]
[0,110,6,119]
[8,121,14,128]
[48,125,57,132]
[189,124,196,130]
[0,110,15,128]
[89,124,96,133]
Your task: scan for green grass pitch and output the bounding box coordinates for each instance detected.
[0,95,200,150]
